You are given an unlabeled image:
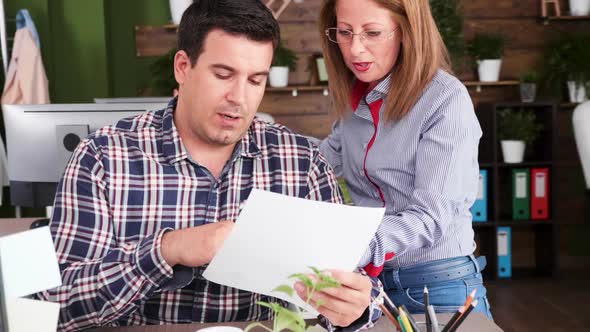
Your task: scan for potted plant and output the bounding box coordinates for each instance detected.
[467,33,506,82]
[519,71,538,103]
[430,0,465,69]
[542,33,590,103]
[497,108,543,163]
[245,267,340,332]
[149,48,177,96]
[269,42,298,88]
[569,0,590,16]
[169,0,193,25]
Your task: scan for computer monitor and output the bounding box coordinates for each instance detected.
[0,254,7,332]
[2,103,167,207]
[94,97,276,123]
[94,97,172,104]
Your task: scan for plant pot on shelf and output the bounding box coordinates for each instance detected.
[268,66,289,88]
[169,0,193,25]
[477,59,502,82]
[568,81,589,103]
[569,0,590,16]
[501,140,526,163]
[520,83,537,103]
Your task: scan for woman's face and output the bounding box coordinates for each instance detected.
[334,0,402,86]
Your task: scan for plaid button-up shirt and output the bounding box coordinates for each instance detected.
[37,100,363,331]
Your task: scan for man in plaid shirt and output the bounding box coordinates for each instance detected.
[37,0,379,331]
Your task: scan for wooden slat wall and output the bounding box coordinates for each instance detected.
[134,1,590,268]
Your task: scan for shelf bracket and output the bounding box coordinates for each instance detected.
[265,0,293,19]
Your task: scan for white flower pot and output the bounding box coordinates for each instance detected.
[501,140,526,163]
[568,81,589,103]
[477,59,502,82]
[569,0,590,15]
[169,0,193,25]
[269,66,289,87]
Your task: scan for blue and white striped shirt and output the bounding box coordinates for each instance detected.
[320,69,482,274]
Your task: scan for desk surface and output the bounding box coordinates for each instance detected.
[91,313,502,332]
[0,220,502,332]
[0,218,37,237]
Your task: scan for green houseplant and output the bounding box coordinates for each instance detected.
[542,32,590,103]
[430,0,465,67]
[269,42,298,88]
[497,108,543,163]
[467,33,506,82]
[149,48,177,96]
[245,267,340,332]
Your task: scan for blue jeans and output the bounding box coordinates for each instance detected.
[379,255,493,319]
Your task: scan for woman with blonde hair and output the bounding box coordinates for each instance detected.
[318,0,492,317]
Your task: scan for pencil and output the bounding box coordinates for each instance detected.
[440,306,465,332]
[427,305,440,332]
[382,291,400,316]
[447,300,477,332]
[399,305,421,332]
[462,289,477,309]
[424,287,431,332]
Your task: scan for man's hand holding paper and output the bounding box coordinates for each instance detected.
[203,189,385,323]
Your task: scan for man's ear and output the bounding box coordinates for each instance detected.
[174,50,192,86]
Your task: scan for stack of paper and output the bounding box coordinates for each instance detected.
[0,227,62,331]
[203,189,385,314]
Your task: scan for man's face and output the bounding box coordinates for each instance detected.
[174,29,273,148]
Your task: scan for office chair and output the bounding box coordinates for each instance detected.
[573,101,590,224]
[29,219,49,229]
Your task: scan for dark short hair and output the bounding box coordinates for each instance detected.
[178,0,280,66]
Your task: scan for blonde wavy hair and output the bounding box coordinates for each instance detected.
[319,0,452,121]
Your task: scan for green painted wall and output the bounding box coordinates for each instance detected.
[105,0,170,97]
[1,0,171,216]
[5,0,172,102]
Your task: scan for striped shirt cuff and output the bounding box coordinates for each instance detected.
[136,228,174,286]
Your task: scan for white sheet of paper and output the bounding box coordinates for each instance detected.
[0,226,62,298]
[5,297,60,332]
[203,189,385,314]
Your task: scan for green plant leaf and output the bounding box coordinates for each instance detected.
[540,32,590,98]
[274,306,307,332]
[430,0,465,68]
[467,33,505,61]
[309,266,322,276]
[149,48,177,96]
[497,108,543,144]
[289,273,314,288]
[273,285,295,297]
[273,42,298,71]
[244,322,273,332]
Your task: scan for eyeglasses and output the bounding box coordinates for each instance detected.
[325,27,398,45]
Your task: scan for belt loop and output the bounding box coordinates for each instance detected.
[392,269,404,290]
[469,254,481,274]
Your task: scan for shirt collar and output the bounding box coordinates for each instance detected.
[349,72,393,110]
[161,97,262,164]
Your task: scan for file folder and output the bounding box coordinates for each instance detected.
[472,170,488,222]
[531,168,549,220]
[512,168,530,220]
[497,227,512,278]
